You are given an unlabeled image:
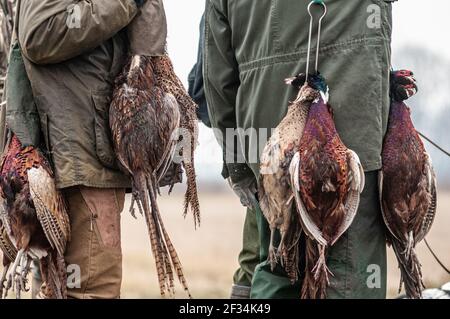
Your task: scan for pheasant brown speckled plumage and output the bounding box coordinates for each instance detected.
[380,74,437,298]
[151,55,200,228]
[110,55,190,298]
[259,74,319,282]
[0,134,70,299]
[0,219,17,298]
[290,75,364,299]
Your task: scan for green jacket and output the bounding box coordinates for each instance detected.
[204,0,393,177]
[1,0,166,189]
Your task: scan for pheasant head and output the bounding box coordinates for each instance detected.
[285,73,327,104]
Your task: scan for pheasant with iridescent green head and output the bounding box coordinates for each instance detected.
[290,74,365,299]
[259,73,318,281]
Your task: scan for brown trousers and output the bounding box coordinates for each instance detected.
[63,187,125,299]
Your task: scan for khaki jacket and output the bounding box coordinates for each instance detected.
[1,0,167,189]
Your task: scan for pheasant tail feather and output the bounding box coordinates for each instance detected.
[135,172,190,297]
[392,239,424,299]
[301,238,318,299]
[183,162,200,228]
[40,251,67,299]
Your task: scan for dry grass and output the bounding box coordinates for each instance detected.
[121,189,450,299]
[121,189,244,299]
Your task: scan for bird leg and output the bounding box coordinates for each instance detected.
[4,249,31,299]
[14,253,30,299]
[268,228,278,270]
[403,231,414,261]
[277,231,286,267]
[129,179,138,219]
[130,188,145,219]
[0,263,10,299]
[19,255,32,293]
[398,272,404,294]
[4,248,24,298]
[312,245,333,285]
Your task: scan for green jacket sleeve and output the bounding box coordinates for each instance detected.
[17,0,138,64]
[204,0,241,165]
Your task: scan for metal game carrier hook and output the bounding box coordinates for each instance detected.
[305,0,327,84]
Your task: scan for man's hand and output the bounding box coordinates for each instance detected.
[228,176,258,210]
[390,69,418,102]
[224,163,258,211]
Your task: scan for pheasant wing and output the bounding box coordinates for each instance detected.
[258,137,282,223]
[330,150,364,245]
[28,166,70,257]
[152,56,200,226]
[0,220,17,263]
[0,197,12,240]
[378,171,402,242]
[155,93,181,183]
[289,152,327,246]
[415,152,437,243]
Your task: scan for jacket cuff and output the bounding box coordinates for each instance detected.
[134,0,145,7]
[225,163,255,184]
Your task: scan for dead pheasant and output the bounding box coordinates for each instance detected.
[0,134,70,299]
[110,55,190,297]
[290,74,365,299]
[259,73,318,281]
[379,70,437,299]
[151,55,200,227]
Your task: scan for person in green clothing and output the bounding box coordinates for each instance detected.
[204,0,398,298]
[188,13,260,299]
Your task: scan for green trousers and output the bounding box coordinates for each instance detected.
[250,171,387,299]
[233,209,260,288]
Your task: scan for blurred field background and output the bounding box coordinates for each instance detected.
[119,189,450,299]
[3,188,449,299]
[0,0,449,299]
[121,0,450,298]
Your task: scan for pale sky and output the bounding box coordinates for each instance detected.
[164,0,450,83]
[163,0,450,181]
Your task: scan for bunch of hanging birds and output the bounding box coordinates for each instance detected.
[259,73,319,281]
[0,134,70,299]
[109,53,199,298]
[293,74,364,299]
[259,73,365,299]
[379,69,437,299]
[260,68,437,299]
[260,1,365,298]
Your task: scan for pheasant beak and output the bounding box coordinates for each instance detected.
[284,77,296,85]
